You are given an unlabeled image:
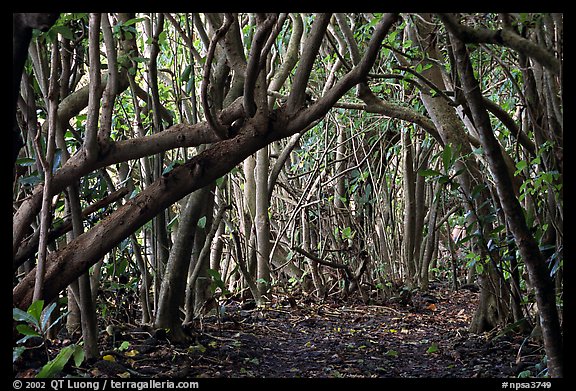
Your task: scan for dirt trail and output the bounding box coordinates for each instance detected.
[17,285,539,378]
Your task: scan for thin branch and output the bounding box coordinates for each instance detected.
[84,13,103,161]
[32,40,60,302]
[164,13,203,63]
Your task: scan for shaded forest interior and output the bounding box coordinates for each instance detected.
[12,13,563,378]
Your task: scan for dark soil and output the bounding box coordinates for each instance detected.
[14,285,545,379]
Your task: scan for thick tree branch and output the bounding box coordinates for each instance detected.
[201,13,234,139]
[438,13,560,75]
[13,109,286,310]
[286,13,332,114]
[287,13,399,134]
[244,14,277,117]
[13,98,243,256]
[14,186,130,271]
[84,13,103,162]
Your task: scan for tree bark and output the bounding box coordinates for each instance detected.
[449,31,563,378]
[154,186,211,341]
[401,127,417,287]
[410,13,504,332]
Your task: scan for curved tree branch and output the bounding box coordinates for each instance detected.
[438,13,561,75]
[286,13,332,114]
[287,13,399,134]
[201,13,234,139]
[244,13,278,118]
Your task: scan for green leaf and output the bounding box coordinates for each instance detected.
[16,334,40,346]
[518,370,532,378]
[162,161,181,175]
[515,159,528,172]
[28,300,45,322]
[385,349,398,357]
[418,168,441,177]
[50,25,74,40]
[181,64,192,82]
[207,269,223,281]
[197,216,207,229]
[123,17,145,27]
[19,174,42,187]
[426,342,439,354]
[16,157,36,167]
[475,263,484,274]
[40,302,57,331]
[13,308,39,327]
[73,346,85,367]
[185,78,194,94]
[16,324,40,337]
[341,226,354,240]
[118,341,131,351]
[36,345,76,378]
[158,31,168,46]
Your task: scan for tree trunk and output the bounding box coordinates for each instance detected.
[449,31,563,378]
[401,127,417,287]
[154,186,211,342]
[410,14,505,332]
[255,145,271,299]
[420,180,441,291]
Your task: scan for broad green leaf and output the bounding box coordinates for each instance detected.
[118,341,131,351]
[162,161,181,175]
[181,64,192,82]
[72,346,85,367]
[123,17,145,26]
[475,263,484,274]
[207,269,223,280]
[385,349,398,357]
[13,308,39,328]
[515,160,528,173]
[36,345,75,378]
[50,25,74,40]
[17,334,40,345]
[19,174,42,187]
[16,324,40,337]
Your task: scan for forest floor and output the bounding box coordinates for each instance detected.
[16,284,545,379]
